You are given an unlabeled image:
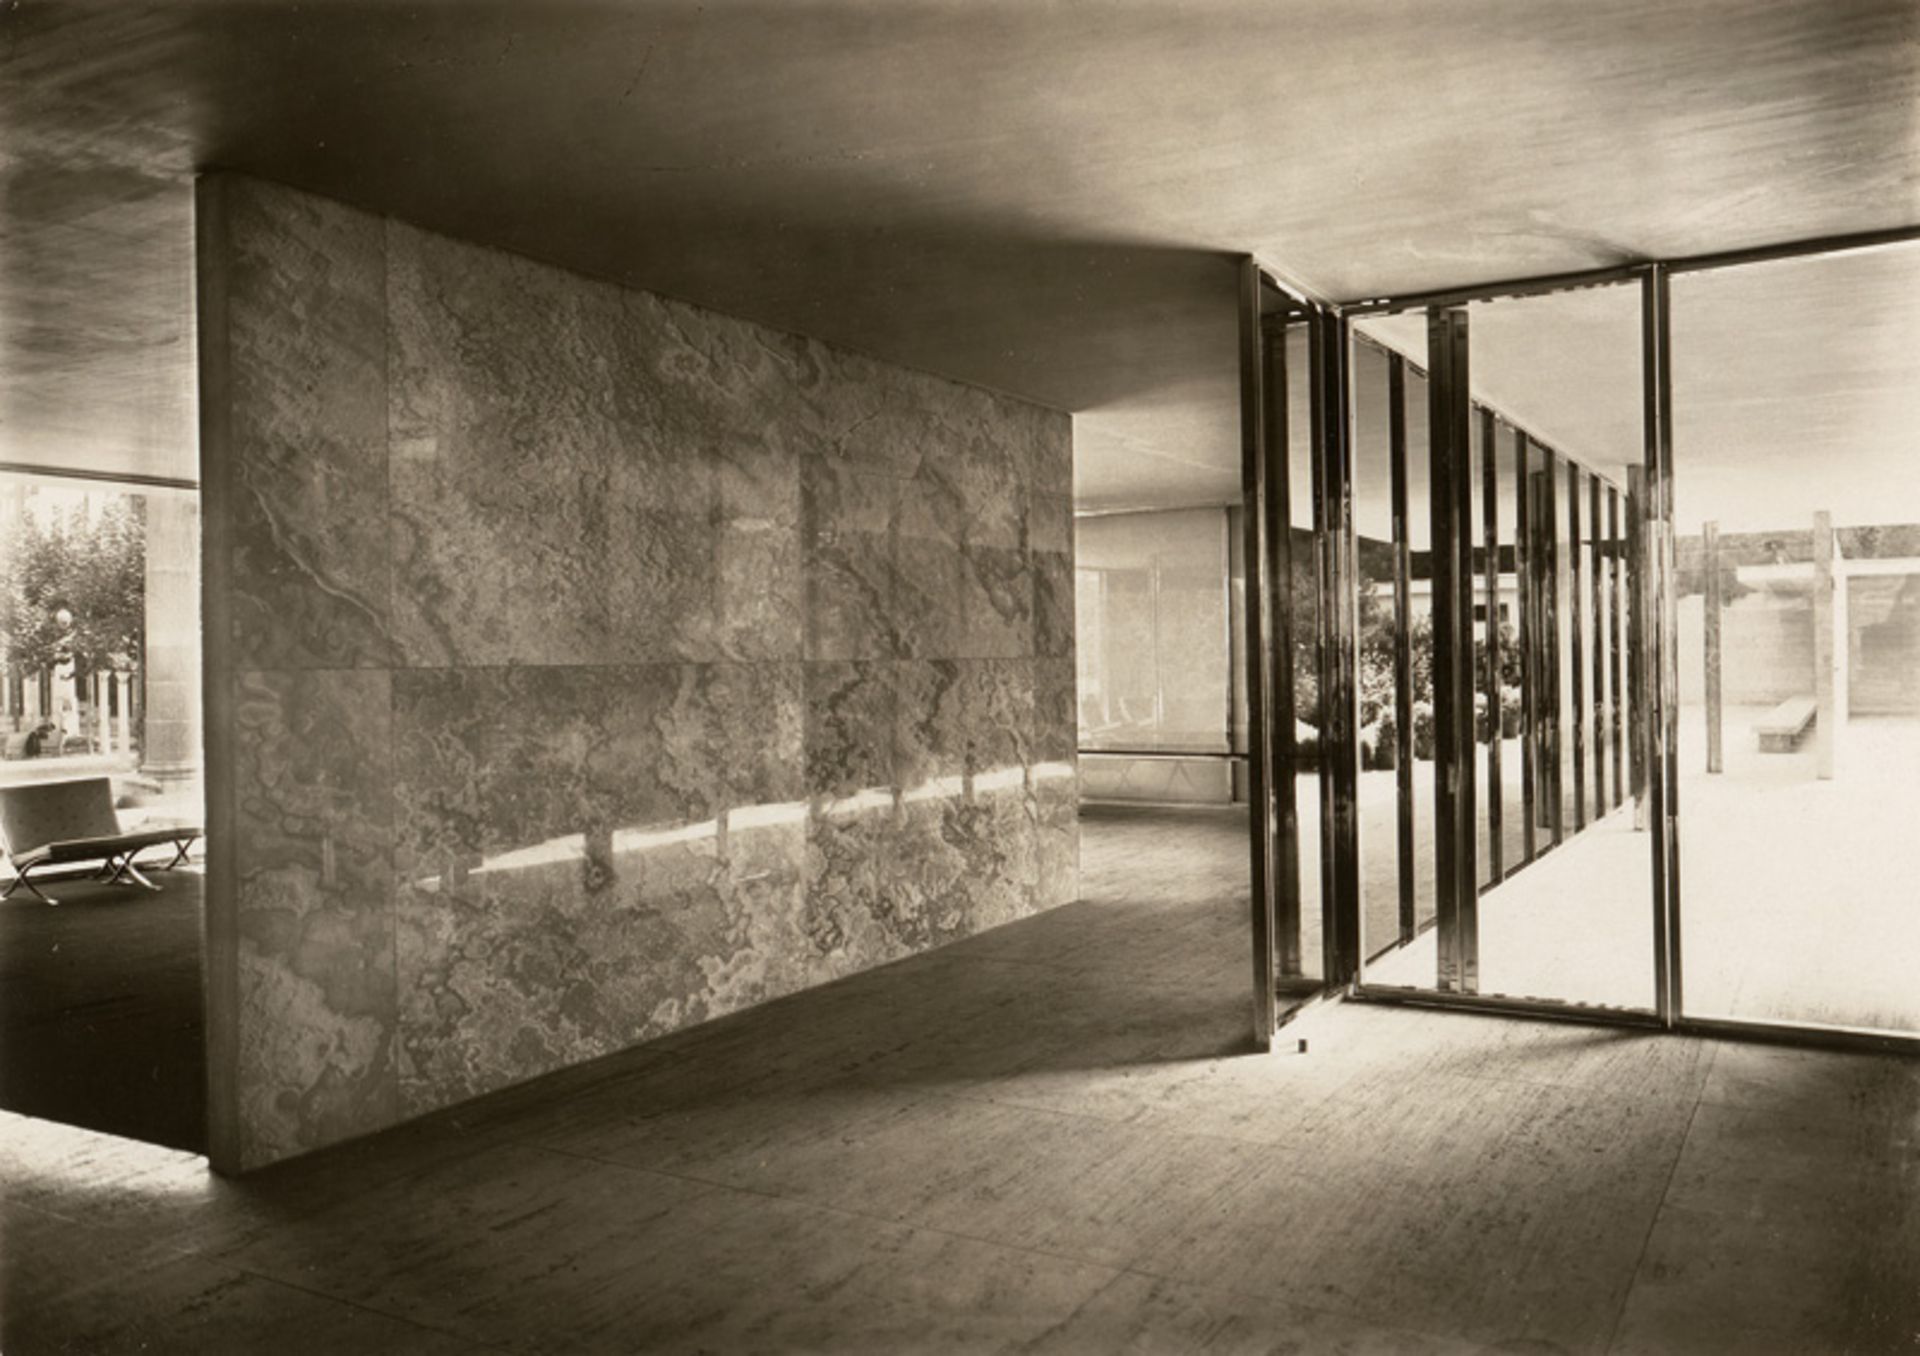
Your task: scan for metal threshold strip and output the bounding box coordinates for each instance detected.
[1350,983,1665,1030]
[1346,985,1920,1059]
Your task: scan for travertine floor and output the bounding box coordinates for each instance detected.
[2,804,1916,1354]
[1368,710,1920,1033]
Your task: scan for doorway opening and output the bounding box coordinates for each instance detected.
[0,472,206,1151]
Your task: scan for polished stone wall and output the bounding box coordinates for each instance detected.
[199,174,1077,1170]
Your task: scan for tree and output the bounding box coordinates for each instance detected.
[1,493,146,681]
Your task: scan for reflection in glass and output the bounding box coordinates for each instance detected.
[1286,325,1324,980]
[1355,284,1651,1009]
[1350,336,1402,959]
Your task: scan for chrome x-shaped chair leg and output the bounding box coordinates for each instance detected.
[2,867,54,903]
[103,851,162,891]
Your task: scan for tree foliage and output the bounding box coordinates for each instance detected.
[2,495,145,679]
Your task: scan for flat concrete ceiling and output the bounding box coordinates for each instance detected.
[3,1,1917,505]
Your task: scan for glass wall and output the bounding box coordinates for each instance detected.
[1251,242,1920,1050]
[1076,507,1232,752]
[1076,507,1236,802]
[1672,243,1920,1037]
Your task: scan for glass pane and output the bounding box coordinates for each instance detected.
[1348,312,1438,980]
[1489,420,1525,876]
[1674,243,1920,1036]
[1346,312,1440,984]
[1286,324,1324,980]
[1472,284,1650,1009]
[1472,410,1496,888]
[1357,287,1651,1007]
[1406,367,1437,936]
[1351,335,1401,961]
[1075,506,1231,757]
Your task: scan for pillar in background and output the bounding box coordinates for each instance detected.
[1813,510,1836,781]
[115,672,133,754]
[94,671,112,754]
[141,492,202,782]
[1834,540,1851,732]
[1704,520,1723,774]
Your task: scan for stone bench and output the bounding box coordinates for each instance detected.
[1755,696,1817,752]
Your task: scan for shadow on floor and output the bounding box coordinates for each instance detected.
[0,869,205,1152]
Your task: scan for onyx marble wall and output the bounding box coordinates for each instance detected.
[198,173,1077,1171]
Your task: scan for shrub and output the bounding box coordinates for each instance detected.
[1371,705,1398,770]
[1500,684,1524,738]
[1360,711,1398,771]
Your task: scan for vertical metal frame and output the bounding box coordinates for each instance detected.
[1540,455,1564,846]
[1480,409,1504,880]
[1219,510,1234,751]
[1389,354,1417,943]
[1627,464,1648,825]
[1427,307,1478,992]
[1568,464,1586,832]
[1609,486,1625,808]
[1642,263,1682,1027]
[1515,431,1537,865]
[1310,308,1361,986]
[1590,473,1607,814]
[1237,260,1278,1045]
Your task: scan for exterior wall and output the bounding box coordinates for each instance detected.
[198,173,1077,1171]
[1679,594,1815,708]
[1849,573,1920,714]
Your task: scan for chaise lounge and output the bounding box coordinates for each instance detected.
[0,776,201,903]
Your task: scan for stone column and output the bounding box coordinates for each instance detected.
[116,672,133,753]
[141,491,202,782]
[95,670,112,754]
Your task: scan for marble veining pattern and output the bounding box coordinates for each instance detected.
[230,668,398,1167]
[224,177,394,671]
[206,173,1077,1163]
